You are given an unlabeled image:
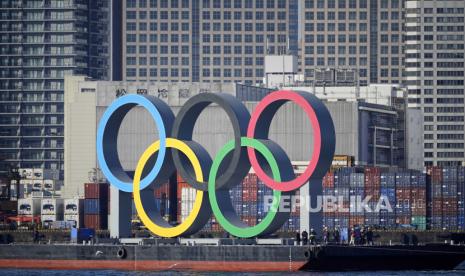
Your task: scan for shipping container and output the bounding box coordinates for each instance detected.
[41,213,64,226]
[84,183,109,199]
[380,172,396,188]
[33,168,44,179]
[41,198,64,216]
[64,214,83,228]
[43,180,54,191]
[18,198,41,216]
[32,180,43,192]
[84,199,108,215]
[349,215,364,227]
[396,215,411,225]
[19,168,33,180]
[323,172,334,188]
[64,198,84,215]
[411,216,426,230]
[350,173,364,188]
[427,166,442,185]
[84,214,107,230]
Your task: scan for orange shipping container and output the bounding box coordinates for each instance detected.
[84,214,107,230]
[84,183,109,199]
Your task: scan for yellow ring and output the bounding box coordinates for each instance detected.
[133,138,205,237]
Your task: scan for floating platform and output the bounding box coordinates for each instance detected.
[0,243,464,272]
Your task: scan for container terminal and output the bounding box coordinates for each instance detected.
[1,165,465,272]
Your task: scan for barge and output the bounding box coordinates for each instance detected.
[0,243,465,272]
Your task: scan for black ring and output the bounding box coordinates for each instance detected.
[171,93,251,191]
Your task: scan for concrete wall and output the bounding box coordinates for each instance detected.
[406,108,424,170]
[64,76,97,199]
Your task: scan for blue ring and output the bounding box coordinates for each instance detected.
[96,94,173,192]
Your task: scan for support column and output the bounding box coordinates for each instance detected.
[169,172,178,223]
[109,186,131,238]
[300,178,323,235]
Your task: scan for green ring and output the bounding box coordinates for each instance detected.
[208,137,282,238]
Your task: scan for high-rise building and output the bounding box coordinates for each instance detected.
[300,0,404,86]
[0,0,113,178]
[122,0,298,85]
[405,0,465,166]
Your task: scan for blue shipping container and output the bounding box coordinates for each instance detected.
[84,199,107,215]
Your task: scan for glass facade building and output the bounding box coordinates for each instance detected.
[0,0,112,178]
[122,0,299,85]
[405,0,465,166]
[300,0,404,86]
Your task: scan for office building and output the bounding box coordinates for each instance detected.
[122,0,298,85]
[0,0,112,178]
[300,0,404,86]
[405,0,465,166]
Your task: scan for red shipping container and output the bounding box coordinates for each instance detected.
[323,172,334,188]
[442,198,458,214]
[427,166,443,184]
[364,167,381,175]
[396,188,411,200]
[177,173,184,183]
[242,215,256,226]
[84,183,109,199]
[411,188,426,199]
[431,202,442,217]
[84,214,107,230]
[156,182,170,198]
[397,216,411,225]
[211,222,222,232]
[349,215,364,227]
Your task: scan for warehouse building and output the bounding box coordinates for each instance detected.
[63,76,422,198]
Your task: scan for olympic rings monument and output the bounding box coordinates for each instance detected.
[97,90,335,238]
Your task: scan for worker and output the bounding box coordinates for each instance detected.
[301,229,308,245]
[323,226,329,244]
[309,228,317,245]
[349,228,355,245]
[33,229,40,243]
[295,230,301,246]
[333,227,340,244]
[367,227,374,245]
[361,226,366,245]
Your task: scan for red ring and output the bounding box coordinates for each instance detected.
[247,90,322,192]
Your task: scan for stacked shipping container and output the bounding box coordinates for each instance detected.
[40,198,64,226]
[74,167,465,232]
[410,172,427,230]
[380,172,396,228]
[64,198,84,228]
[426,167,465,231]
[83,183,109,230]
[364,168,380,226]
[10,168,60,200]
[321,166,464,231]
